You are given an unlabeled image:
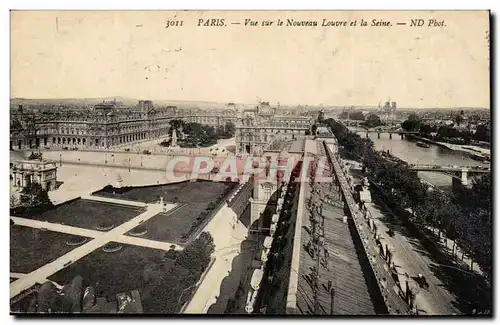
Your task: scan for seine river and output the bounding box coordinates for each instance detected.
[348,127,488,188]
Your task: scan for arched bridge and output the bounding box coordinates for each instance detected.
[350,127,419,139]
[408,164,490,185]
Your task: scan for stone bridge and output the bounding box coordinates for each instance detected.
[350,128,419,139]
[408,164,490,186]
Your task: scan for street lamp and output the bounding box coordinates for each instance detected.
[59,154,62,167]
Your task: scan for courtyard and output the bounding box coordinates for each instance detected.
[10,143,247,314]
[25,199,145,231]
[47,243,167,301]
[95,180,238,243]
[10,225,89,274]
[10,175,242,312]
[94,179,235,204]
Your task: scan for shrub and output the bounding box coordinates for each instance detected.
[176,232,215,272]
[19,182,54,215]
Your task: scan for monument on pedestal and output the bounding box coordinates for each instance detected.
[116,173,123,188]
[170,128,179,148]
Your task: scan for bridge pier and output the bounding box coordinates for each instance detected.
[461,169,469,186]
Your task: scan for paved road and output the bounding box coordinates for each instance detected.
[10,273,64,290]
[10,273,27,279]
[184,248,242,314]
[10,203,177,299]
[116,235,180,251]
[328,142,460,315]
[11,216,101,238]
[365,203,459,315]
[183,205,249,314]
[425,225,483,276]
[81,195,148,208]
[11,215,182,251]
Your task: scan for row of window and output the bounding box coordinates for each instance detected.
[34,124,169,136]
[39,131,161,146]
[22,115,237,137]
[238,129,306,134]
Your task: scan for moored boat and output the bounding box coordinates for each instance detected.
[416,141,431,148]
[470,153,487,162]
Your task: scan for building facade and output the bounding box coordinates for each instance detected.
[11,159,58,191]
[10,101,240,150]
[235,102,313,154]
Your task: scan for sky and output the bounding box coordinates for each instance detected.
[10,11,490,108]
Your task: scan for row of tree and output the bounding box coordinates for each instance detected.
[10,182,54,216]
[339,111,384,129]
[325,118,491,281]
[142,232,215,313]
[167,119,236,148]
[402,113,491,144]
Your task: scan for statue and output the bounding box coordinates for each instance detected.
[171,128,178,147]
[116,173,123,188]
[178,125,185,139]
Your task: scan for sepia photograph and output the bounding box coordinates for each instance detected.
[8,10,492,316]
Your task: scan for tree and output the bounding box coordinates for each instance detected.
[224,121,236,138]
[169,119,185,133]
[19,182,53,213]
[362,114,383,128]
[470,114,481,123]
[311,124,318,135]
[349,111,365,121]
[419,124,435,137]
[10,194,20,208]
[176,232,215,274]
[159,139,170,147]
[473,124,490,143]
[453,174,491,279]
[141,232,216,313]
[178,122,223,147]
[401,113,422,131]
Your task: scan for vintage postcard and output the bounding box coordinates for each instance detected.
[9,10,491,316]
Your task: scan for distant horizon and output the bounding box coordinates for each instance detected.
[9,96,490,111]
